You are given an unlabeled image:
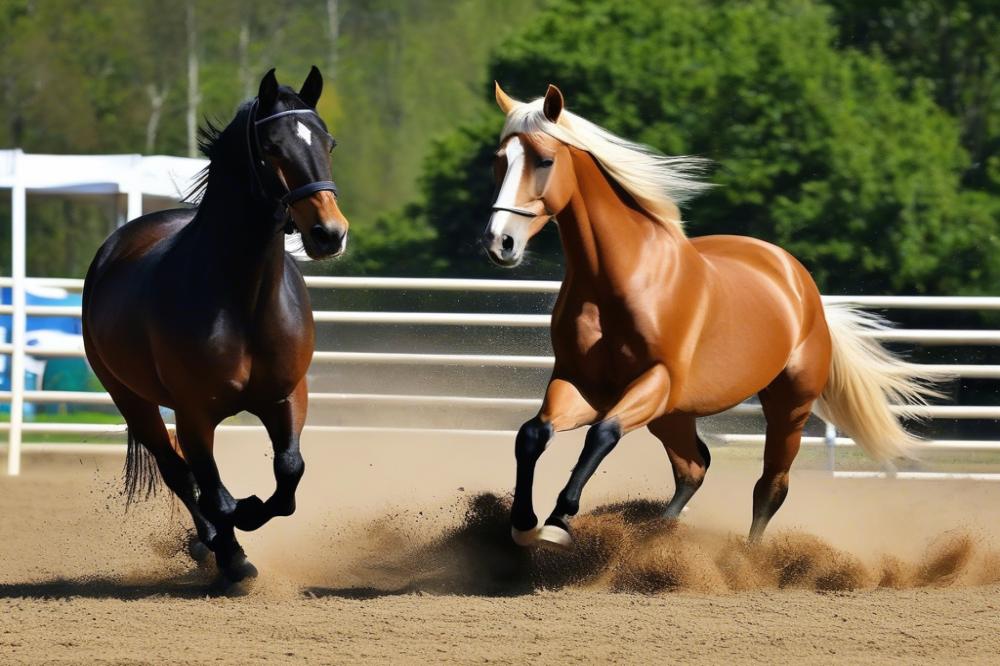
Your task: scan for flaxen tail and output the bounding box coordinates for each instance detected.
[814,304,949,462]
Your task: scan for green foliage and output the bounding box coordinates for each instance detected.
[0,0,537,276]
[395,0,1000,294]
[1,0,998,294]
[829,0,1000,193]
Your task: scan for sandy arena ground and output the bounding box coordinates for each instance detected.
[2,429,999,664]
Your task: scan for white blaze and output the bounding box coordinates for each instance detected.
[296,121,313,145]
[489,136,526,236]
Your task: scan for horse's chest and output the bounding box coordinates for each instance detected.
[552,300,646,392]
[153,308,307,404]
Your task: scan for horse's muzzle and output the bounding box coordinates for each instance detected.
[308,223,348,258]
[482,230,521,267]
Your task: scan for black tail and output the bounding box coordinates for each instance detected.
[124,428,161,508]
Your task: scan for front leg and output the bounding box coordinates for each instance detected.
[511,378,598,546]
[542,364,671,548]
[233,379,307,532]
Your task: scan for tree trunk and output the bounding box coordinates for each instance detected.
[326,0,340,80]
[185,0,200,158]
[238,17,253,100]
[145,84,168,154]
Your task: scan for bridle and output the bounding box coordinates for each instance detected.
[491,204,540,218]
[245,98,338,229]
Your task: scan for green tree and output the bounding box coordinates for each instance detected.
[390,0,1000,294]
[828,0,1000,193]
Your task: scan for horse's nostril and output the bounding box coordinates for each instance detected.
[501,234,514,252]
[310,224,331,244]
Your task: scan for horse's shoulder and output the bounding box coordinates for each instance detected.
[93,208,195,269]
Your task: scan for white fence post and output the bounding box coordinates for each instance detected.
[7,151,26,476]
[125,183,142,226]
[824,421,837,475]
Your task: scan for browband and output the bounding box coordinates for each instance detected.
[255,108,320,125]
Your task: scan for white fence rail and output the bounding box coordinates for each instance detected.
[2,276,999,480]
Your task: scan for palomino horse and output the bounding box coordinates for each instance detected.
[484,83,941,548]
[83,68,348,583]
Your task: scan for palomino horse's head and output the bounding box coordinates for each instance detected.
[254,67,349,259]
[483,84,575,267]
[485,83,712,267]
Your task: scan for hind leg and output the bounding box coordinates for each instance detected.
[648,414,710,520]
[749,371,820,543]
[174,412,257,582]
[94,364,217,562]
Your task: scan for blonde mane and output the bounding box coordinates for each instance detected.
[501,98,712,231]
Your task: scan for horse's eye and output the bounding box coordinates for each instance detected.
[537,158,554,168]
[328,135,337,153]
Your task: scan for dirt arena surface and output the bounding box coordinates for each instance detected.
[2,429,999,664]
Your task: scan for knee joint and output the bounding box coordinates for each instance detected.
[274,450,304,481]
[586,419,622,452]
[515,417,553,462]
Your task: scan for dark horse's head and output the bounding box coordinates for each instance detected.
[193,67,350,259]
[252,67,349,259]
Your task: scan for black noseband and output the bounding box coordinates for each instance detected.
[281,180,339,207]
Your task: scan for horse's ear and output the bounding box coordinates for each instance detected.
[495,81,517,114]
[543,84,564,122]
[299,65,323,108]
[258,68,279,108]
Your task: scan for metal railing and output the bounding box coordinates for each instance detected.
[2,276,999,480]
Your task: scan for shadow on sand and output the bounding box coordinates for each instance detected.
[0,569,223,600]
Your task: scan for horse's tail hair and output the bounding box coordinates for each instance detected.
[813,304,951,462]
[124,428,161,508]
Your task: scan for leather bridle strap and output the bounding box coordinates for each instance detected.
[247,99,339,208]
[491,204,543,218]
[281,180,339,206]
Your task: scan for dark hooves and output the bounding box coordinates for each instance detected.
[219,553,259,585]
[187,535,213,566]
[232,495,269,532]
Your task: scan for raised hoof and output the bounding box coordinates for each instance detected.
[232,495,269,532]
[187,536,213,566]
[511,525,541,547]
[538,519,573,551]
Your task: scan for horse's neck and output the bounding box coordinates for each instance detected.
[556,152,702,294]
[188,173,289,314]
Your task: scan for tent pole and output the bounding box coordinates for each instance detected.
[8,150,26,476]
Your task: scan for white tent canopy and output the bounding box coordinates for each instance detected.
[0,148,208,196]
[1,148,207,474]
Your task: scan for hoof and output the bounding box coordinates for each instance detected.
[218,551,258,583]
[233,495,269,532]
[511,525,541,547]
[221,557,257,583]
[538,518,573,551]
[187,536,213,566]
[212,573,256,597]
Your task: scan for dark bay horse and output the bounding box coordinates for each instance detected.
[83,67,348,583]
[484,83,942,548]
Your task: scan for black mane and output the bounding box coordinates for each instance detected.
[184,101,254,204]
